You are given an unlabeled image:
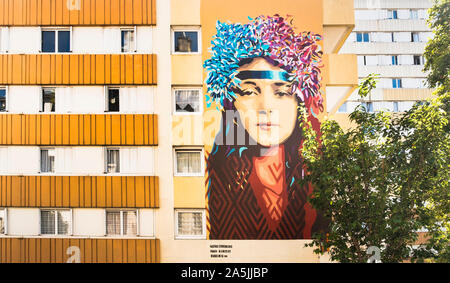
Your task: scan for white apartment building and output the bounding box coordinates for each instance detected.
[337,0,434,118]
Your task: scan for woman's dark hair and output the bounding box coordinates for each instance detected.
[207,56,304,197]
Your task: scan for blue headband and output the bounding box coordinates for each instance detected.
[236,70,293,82]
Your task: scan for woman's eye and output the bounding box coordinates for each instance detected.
[241,90,257,96]
[275,91,291,97]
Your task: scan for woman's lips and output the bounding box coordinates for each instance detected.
[257,123,279,131]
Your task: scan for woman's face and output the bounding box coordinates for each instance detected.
[233,58,298,147]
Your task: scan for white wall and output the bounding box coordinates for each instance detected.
[139,209,155,236]
[0,146,41,174]
[73,209,105,236]
[6,86,154,114]
[2,208,155,237]
[0,146,155,175]
[7,208,40,236]
[0,27,9,52]
[2,27,154,54]
[8,27,41,53]
[8,86,41,113]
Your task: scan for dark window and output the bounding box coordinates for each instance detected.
[121,30,135,53]
[42,88,55,112]
[174,31,198,53]
[108,89,120,112]
[411,33,420,42]
[42,31,55,52]
[392,79,403,89]
[0,89,6,112]
[356,33,362,42]
[42,30,70,53]
[58,31,71,53]
[363,33,369,42]
[413,55,422,65]
[392,56,398,65]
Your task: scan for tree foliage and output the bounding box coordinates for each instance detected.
[300,74,449,263]
[424,0,450,97]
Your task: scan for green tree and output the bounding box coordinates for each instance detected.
[424,0,449,97]
[300,74,449,263]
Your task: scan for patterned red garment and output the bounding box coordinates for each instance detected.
[206,150,326,239]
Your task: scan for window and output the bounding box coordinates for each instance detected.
[174,149,203,176]
[413,55,423,65]
[40,148,55,173]
[392,56,398,65]
[387,10,398,19]
[106,210,137,236]
[40,209,71,235]
[107,88,120,112]
[411,32,420,42]
[356,32,370,43]
[175,209,205,239]
[174,88,201,114]
[41,28,71,53]
[0,88,6,112]
[121,28,135,53]
[410,10,419,19]
[338,102,347,113]
[173,29,199,53]
[106,148,120,173]
[0,209,6,235]
[393,101,399,112]
[392,79,403,89]
[42,88,55,112]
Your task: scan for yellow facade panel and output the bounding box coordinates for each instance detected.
[171,55,203,85]
[0,54,156,85]
[173,177,205,208]
[0,238,160,263]
[0,0,156,26]
[0,114,158,146]
[0,176,159,208]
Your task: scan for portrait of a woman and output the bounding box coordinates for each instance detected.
[204,15,328,239]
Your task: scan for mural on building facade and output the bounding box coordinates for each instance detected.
[204,15,328,239]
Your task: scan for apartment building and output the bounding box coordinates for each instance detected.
[331,0,434,127]
[0,0,356,263]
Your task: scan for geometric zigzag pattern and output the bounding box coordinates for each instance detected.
[206,154,319,239]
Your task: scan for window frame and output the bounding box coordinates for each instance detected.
[105,86,121,113]
[40,87,56,113]
[410,9,419,19]
[40,147,56,174]
[105,209,139,237]
[413,55,423,65]
[105,147,121,174]
[171,27,201,55]
[391,55,399,66]
[0,86,8,112]
[39,208,73,236]
[174,209,206,240]
[172,87,203,115]
[387,10,398,19]
[173,148,205,177]
[120,26,137,53]
[411,32,420,42]
[392,78,403,89]
[0,208,7,235]
[40,27,72,53]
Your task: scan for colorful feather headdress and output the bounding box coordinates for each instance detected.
[203,15,324,111]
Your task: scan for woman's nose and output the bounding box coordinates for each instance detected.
[256,86,275,113]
